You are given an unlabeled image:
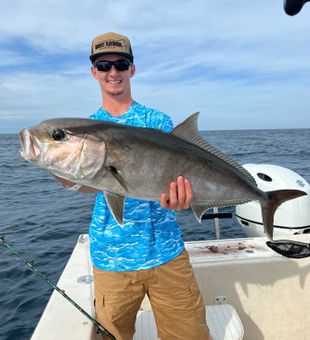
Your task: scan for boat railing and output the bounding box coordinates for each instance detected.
[202,208,233,239]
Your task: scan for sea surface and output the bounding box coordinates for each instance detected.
[0,129,309,339]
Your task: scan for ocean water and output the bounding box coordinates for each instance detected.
[0,128,309,339]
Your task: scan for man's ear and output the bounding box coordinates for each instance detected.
[91,66,98,79]
[130,64,136,78]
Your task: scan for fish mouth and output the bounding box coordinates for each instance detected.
[19,128,41,162]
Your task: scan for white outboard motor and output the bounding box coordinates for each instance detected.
[236,164,310,237]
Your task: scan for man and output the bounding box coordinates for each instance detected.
[58,32,209,340]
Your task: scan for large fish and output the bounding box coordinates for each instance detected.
[19,113,306,239]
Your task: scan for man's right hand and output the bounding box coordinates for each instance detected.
[52,174,101,194]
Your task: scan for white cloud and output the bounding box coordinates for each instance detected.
[0,0,309,132]
[133,74,310,130]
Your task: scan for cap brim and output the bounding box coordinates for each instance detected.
[89,52,133,63]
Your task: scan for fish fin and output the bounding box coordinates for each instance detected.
[191,203,210,223]
[104,192,125,226]
[107,166,128,192]
[192,199,251,223]
[261,189,307,240]
[172,112,256,185]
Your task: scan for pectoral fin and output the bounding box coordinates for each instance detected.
[107,166,128,193]
[104,192,125,226]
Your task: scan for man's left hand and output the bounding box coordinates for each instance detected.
[160,176,193,211]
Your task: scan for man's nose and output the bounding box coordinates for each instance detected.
[108,65,119,74]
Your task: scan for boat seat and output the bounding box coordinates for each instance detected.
[134,304,244,340]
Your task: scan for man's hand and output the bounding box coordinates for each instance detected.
[160,176,193,211]
[52,174,100,194]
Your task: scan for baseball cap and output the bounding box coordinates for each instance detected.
[89,32,134,63]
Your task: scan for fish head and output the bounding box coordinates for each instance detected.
[19,118,107,181]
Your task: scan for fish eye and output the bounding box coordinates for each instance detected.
[52,129,67,141]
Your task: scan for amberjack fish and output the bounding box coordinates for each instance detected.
[19,113,306,239]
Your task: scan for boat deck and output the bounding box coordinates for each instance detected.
[31,234,310,340]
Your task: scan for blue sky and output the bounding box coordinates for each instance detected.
[0,0,309,133]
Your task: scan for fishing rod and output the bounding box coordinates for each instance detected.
[0,235,115,340]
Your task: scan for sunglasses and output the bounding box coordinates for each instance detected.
[95,59,131,72]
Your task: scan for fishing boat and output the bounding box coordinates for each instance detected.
[29,164,310,340]
[29,234,310,340]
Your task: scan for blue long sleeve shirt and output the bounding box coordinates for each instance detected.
[88,101,184,271]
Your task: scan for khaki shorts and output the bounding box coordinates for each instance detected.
[93,250,209,340]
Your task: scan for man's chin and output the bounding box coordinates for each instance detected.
[108,90,124,97]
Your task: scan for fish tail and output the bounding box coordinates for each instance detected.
[261,189,307,240]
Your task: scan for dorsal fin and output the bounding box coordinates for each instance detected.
[172,112,256,185]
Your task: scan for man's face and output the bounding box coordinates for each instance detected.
[91,55,135,98]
